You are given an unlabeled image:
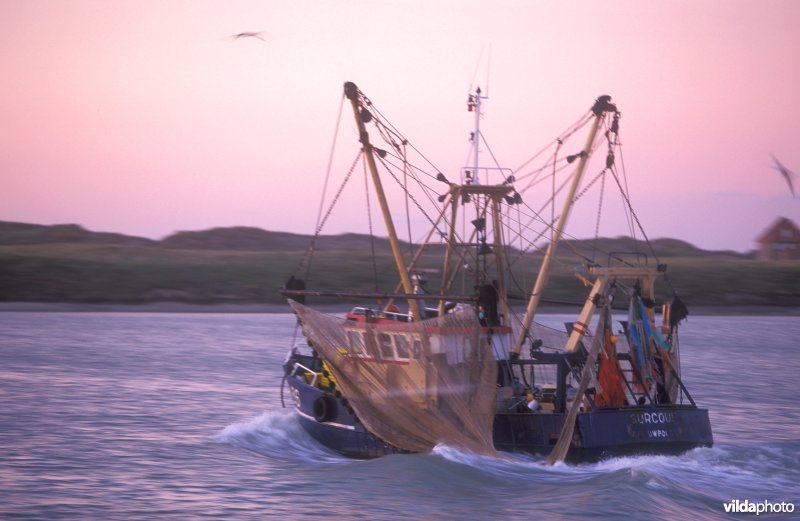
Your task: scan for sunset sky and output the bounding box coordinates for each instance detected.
[2,0,798,252]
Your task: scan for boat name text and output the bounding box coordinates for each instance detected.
[628,411,676,425]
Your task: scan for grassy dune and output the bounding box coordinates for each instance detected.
[2,242,799,310]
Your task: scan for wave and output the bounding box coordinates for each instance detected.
[431,441,800,500]
[215,414,799,506]
[212,411,349,464]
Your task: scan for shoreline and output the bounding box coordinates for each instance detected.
[1,301,798,316]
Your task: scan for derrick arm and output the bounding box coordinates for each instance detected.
[564,275,610,352]
[512,96,617,356]
[438,188,460,317]
[344,82,421,320]
[564,266,663,352]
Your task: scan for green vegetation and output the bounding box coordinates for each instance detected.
[1,221,799,310]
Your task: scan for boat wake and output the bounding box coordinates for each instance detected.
[214,412,800,501]
[431,441,800,501]
[213,411,349,464]
[213,413,800,512]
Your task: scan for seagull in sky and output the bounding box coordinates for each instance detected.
[770,154,796,197]
[230,31,268,42]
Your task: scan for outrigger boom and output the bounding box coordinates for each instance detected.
[344,82,422,321]
[513,95,618,356]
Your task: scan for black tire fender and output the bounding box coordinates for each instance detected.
[312,395,335,422]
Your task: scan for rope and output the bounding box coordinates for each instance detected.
[376,153,449,239]
[571,167,608,206]
[608,166,660,264]
[608,153,680,292]
[402,143,413,257]
[592,170,607,263]
[315,94,346,232]
[614,130,637,240]
[516,195,526,289]
[364,156,381,299]
[377,146,443,197]
[513,111,593,177]
[479,131,505,174]
[551,140,562,242]
[359,91,444,183]
[296,151,362,280]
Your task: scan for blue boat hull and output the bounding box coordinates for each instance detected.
[289,376,407,458]
[493,405,713,461]
[286,372,713,460]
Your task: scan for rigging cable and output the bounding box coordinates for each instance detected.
[478,131,506,174]
[608,165,659,265]
[402,142,414,257]
[377,147,446,207]
[592,170,607,264]
[376,153,450,240]
[551,139,562,243]
[315,94,346,233]
[609,155,679,293]
[513,112,593,178]
[363,156,381,302]
[297,151,363,280]
[614,130,640,247]
[516,192,526,290]
[359,92,444,183]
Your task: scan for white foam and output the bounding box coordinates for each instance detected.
[213,411,348,464]
[216,417,800,500]
[431,443,724,485]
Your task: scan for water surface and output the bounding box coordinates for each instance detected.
[2,312,798,519]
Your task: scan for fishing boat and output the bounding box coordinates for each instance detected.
[280,81,713,462]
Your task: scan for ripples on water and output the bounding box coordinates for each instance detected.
[1,312,799,519]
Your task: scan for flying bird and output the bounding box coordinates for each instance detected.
[771,154,796,197]
[231,31,268,42]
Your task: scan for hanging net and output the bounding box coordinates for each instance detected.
[289,300,498,456]
[595,306,627,408]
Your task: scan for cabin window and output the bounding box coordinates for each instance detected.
[377,332,394,358]
[347,331,364,354]
[413,340,422,359]
[395,335,410,359]
[364,329,377,356]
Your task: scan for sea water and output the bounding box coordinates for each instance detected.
[1,312,798,519]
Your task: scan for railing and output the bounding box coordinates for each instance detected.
[563,356,596,410]
[615,353,696,407]
[291,362,318,387]
[670,369,697,407]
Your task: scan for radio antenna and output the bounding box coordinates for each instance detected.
[485,44,492,98]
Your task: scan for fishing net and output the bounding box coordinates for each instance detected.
[289,301,498,456]
[595,307,628,407]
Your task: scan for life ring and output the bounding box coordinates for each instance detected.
[312,395,335,422]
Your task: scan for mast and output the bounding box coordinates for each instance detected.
[512,95,617,356]
[344,82,422,321]
[490,195,510,324]
[437,192,459,318]
[468,87,487,184]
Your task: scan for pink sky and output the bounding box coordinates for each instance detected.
[1,0,798,252]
